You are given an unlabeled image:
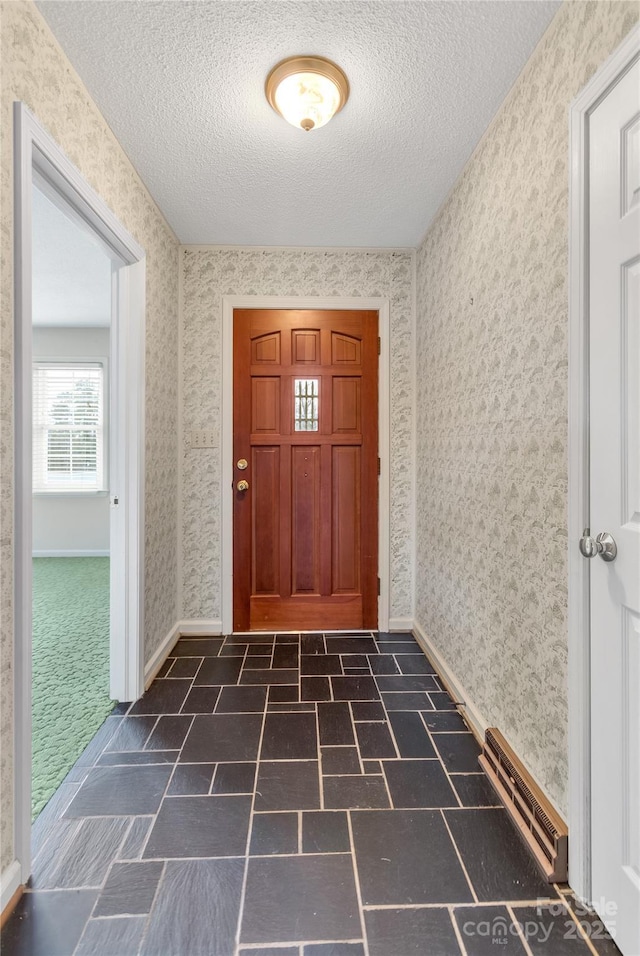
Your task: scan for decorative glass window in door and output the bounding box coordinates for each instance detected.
[294,379,319,431]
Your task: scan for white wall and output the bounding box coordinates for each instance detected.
[32,326,110,556]
[32,496,109,555]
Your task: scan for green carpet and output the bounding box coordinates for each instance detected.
[32,557,114,820]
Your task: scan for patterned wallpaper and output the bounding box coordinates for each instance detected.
[1,0,636,885]
[180,248,414,624]
[415,0,639,817]
[0,1,180,871]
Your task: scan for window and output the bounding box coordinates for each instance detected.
[33,362,106,493]
[294,378,319,431]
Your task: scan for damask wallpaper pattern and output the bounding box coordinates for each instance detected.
[0,1,180,870]
[415,0,638,816]
[180,248,414,624]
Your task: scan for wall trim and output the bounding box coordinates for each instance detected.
[412,619,488,744]
[32,550,110,558]
[220,295,392,635]
[387,618,414,633]
[176,246,185,621]
[178,619,224,636]
[0,862,22,923]
[181,243,414,254]
[409,250,417,626]
[144,619,224,688]
[144,621,181,688]
[567,23,640,904]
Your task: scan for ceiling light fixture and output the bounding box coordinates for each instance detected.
[265,55,349,132]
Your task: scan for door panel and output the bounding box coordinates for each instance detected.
[621,608,640,881]
[291,445,321,595]
[332,332,361,365]
[332,446,361,594]
[234,309,378,631]
[622,113,640,213]
[332,378,361,433]
[251,447,280,595]
[252,331,281,364]
[252,378,280,433]
[293,329,320,363]
[622,258,640,526]
[589,58,640,955]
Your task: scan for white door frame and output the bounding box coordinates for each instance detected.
[567,25,640,903]
[13,103,146,881]
[221,295,391,635]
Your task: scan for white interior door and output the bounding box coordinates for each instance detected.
[588,56,640,956]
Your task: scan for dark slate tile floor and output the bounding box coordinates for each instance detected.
[3,631,620,956]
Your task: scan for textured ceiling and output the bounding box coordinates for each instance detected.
[33,186,112,327]
[37,0,560,247]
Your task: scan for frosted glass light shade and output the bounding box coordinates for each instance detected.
[275,72,340,131]
[266,56,349,132]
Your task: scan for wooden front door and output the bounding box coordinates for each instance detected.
[233,309,378,631]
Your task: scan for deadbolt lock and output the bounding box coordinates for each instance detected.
[237,458,248,470]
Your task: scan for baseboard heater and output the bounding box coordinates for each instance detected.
[478,728,568,883]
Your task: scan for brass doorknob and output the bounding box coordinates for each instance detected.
[237,479,249,492]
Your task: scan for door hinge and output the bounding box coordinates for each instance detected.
[377,457,381,476]
[377,577,381,596]
[377,336,381,355]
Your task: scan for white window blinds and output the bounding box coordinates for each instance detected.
[33,363,106,493]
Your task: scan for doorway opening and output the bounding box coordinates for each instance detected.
[13,103,146,884]
[30,181,115,820]
[220,295,392,636]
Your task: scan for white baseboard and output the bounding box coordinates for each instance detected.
[144,621,181,688]
[412,619,488,744]
[143,619,223,689]
[387,617,414,633]
[1,860,22,915]
[32,550,110,558]
[178,619,223,636]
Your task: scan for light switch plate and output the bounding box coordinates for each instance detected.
[190,429,216,449]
